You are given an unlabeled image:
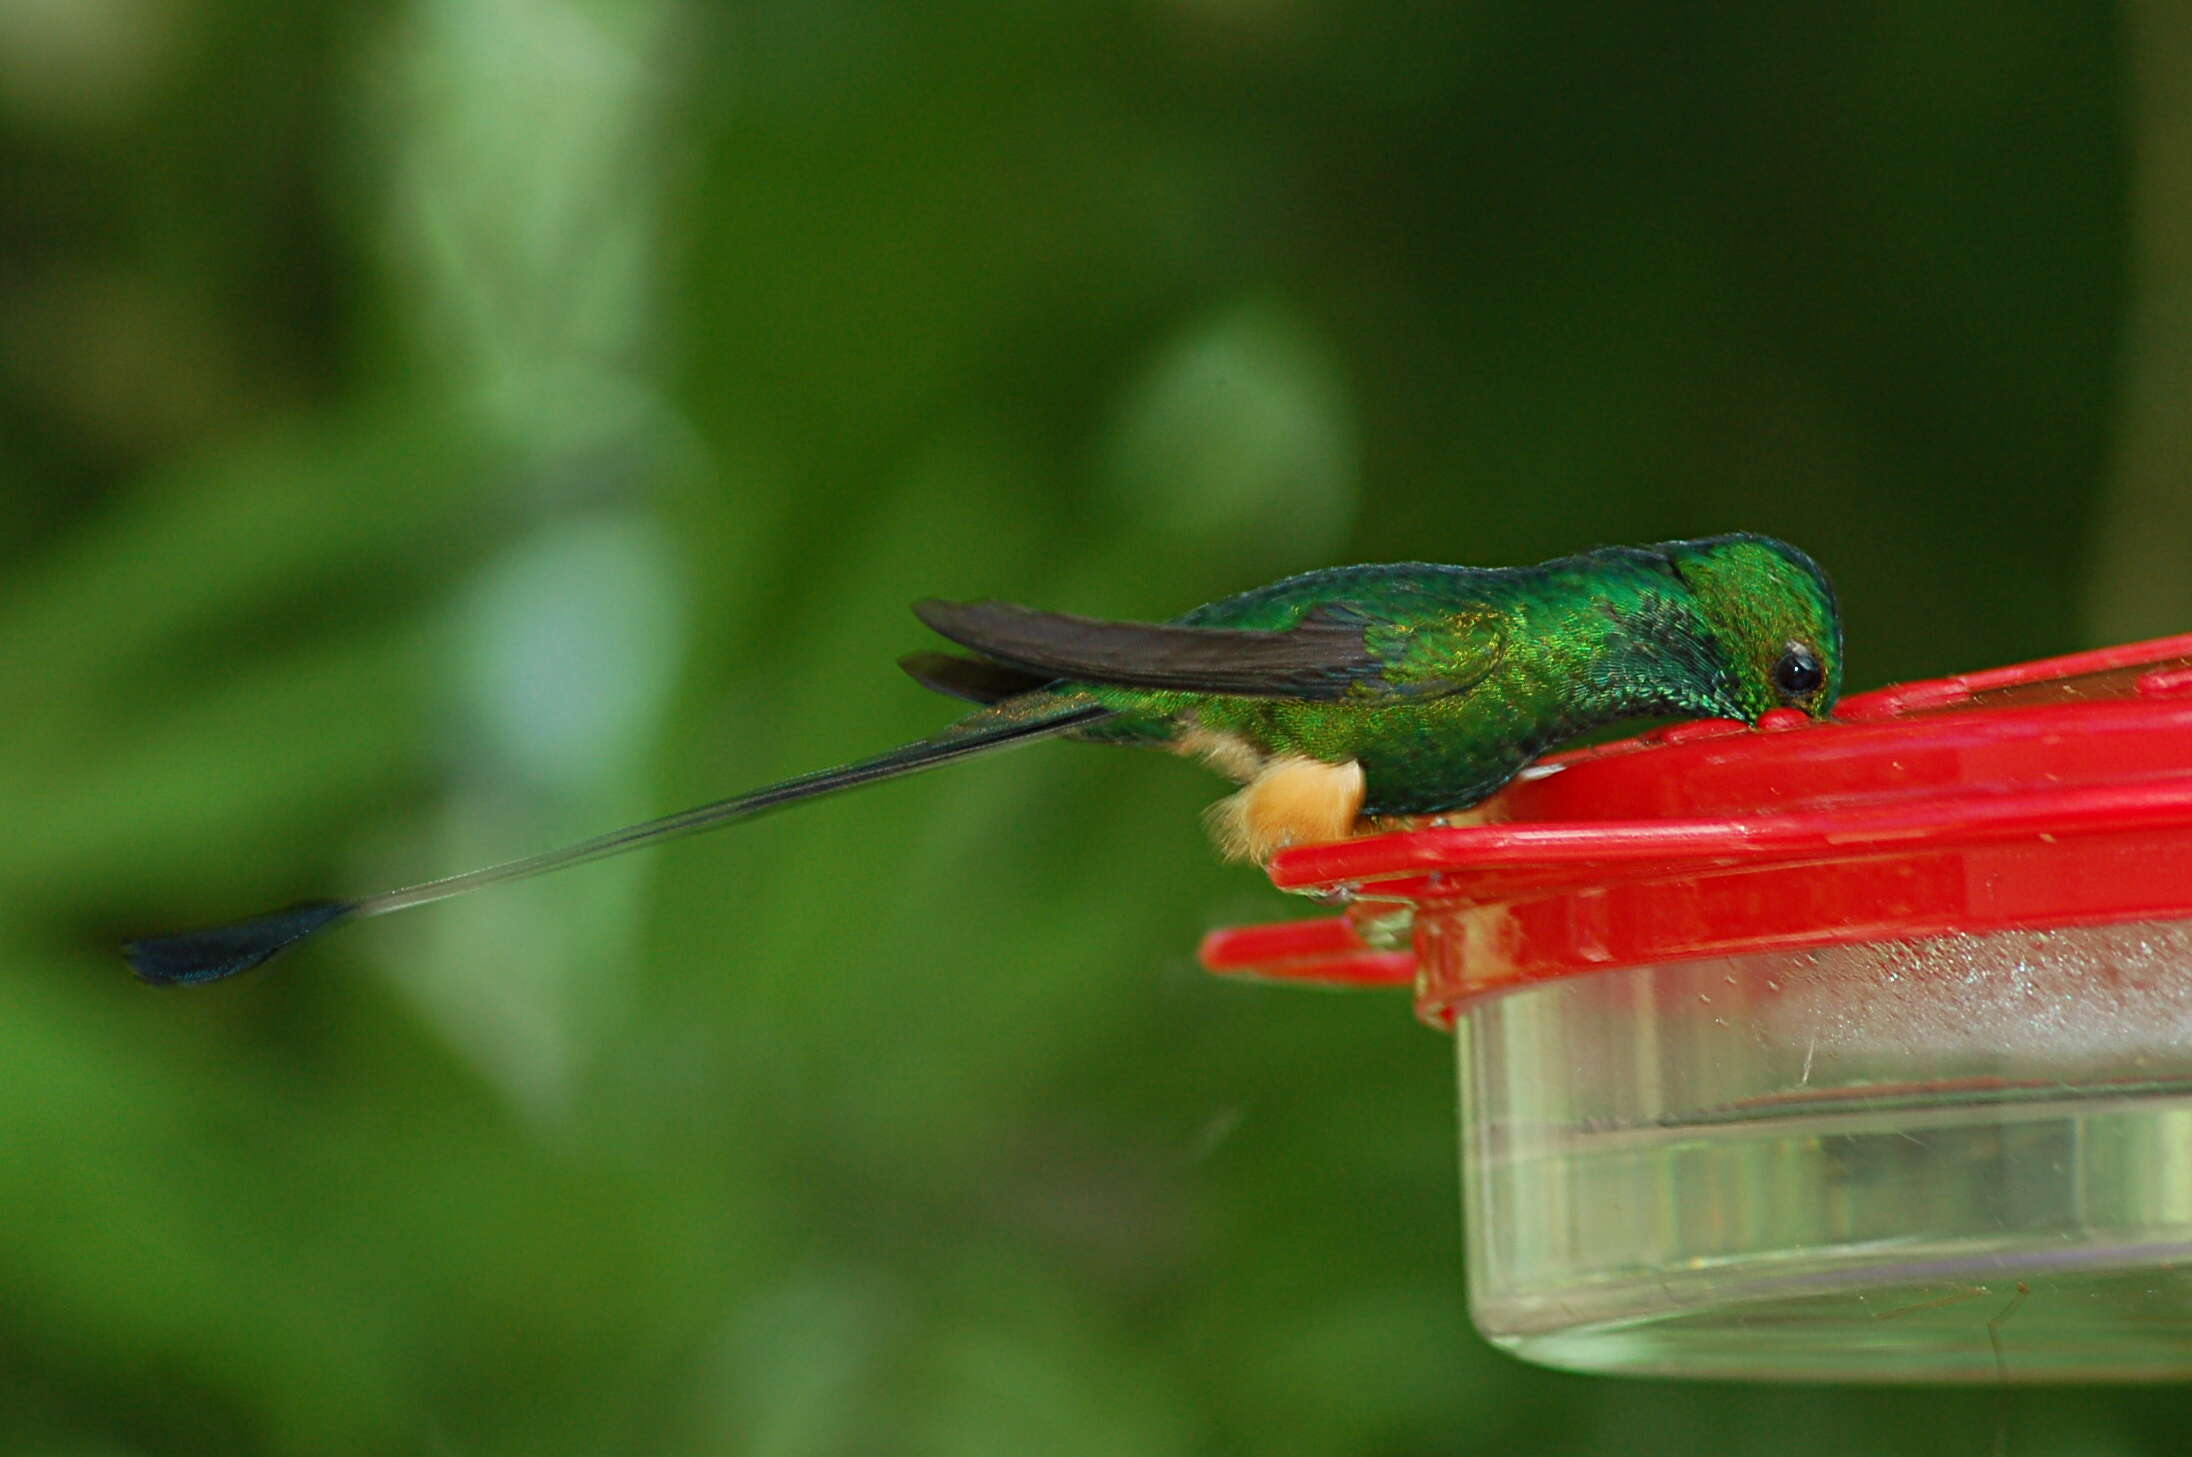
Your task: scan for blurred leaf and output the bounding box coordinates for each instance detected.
[1101,299,1360,573]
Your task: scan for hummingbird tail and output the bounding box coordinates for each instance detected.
[122,697,1113,986]
[125,900,358,986]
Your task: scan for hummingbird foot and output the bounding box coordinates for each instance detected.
[1203,755,1366,865]
[1358,802,1500,838]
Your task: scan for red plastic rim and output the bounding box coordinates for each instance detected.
[1198,632,2192,1025]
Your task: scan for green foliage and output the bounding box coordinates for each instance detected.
[0,1,2165,1453]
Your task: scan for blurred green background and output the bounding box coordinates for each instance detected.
[4,1,2189,1453]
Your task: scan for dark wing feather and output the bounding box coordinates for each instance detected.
[898,651,1053,705]
[911,599,1381,700]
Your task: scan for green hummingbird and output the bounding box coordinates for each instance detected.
[124,532,1840,986]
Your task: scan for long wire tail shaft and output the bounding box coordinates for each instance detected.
[123,702,1111,987]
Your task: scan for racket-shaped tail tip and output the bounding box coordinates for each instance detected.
[123,899,356,987]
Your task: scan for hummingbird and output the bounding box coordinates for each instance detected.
[123,532,1840,987]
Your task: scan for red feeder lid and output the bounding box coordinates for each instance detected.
[1197,632,2192,1026]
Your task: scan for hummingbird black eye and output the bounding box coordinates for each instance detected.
[1773,644,1824,697]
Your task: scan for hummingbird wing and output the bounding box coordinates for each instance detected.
[1360,606,1509,699]
[912,599,1376,699]
[897,650,1052,705]
[911,598,1506,701]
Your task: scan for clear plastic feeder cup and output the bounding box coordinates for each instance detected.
[1202,634,2192,1383]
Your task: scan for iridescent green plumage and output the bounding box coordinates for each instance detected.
[124,533,1839,985]
[922,533,1841,816]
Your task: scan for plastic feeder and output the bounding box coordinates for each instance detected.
[1201,633,2192,1383]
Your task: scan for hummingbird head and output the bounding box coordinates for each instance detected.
[1657,534,1843,723]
